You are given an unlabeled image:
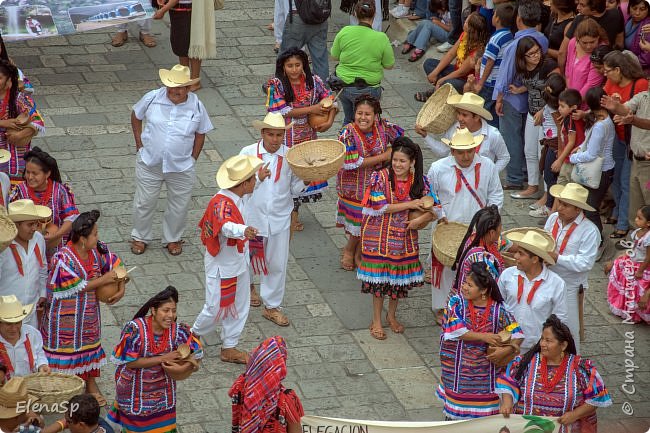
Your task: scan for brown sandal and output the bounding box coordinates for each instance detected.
[386,316,405,333]
[262,308,290,326]
[369,324,387,340]
[340,250,355,271]
[130,240,146,255]
[139,32,157,48]
[220,348,250,364]
[250,285,262,307]
[166,241,183,256]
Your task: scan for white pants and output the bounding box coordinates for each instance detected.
[349,0,383,31]
[566,283,581,354]
[116,18,152,33]
[274,0,289,44]
[524,113,542,187]
[432,266,455,310]
[131,155,196,245]
[257,228,291,309]
[192,271,251,348]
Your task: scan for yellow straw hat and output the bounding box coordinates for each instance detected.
[159,64,200,88]
[506,230,556,265]
[441,128,483,150]
[447,92,493,121]
[549,183,596,212]
[216,155,264,189]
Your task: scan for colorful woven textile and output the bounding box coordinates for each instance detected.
[198,193,246,257]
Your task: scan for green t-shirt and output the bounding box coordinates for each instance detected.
[330,25,395,86]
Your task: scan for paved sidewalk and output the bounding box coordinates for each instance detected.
[6,3,649,432]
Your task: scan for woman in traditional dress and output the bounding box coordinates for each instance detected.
[229,336,304,433]
[108,286,202,433]
[0,59,44,184]
[438,262,523,419]
[359,137,441,340]
[336,95,403,271]
[266,48,336,232]
[497,315,612,433]
[10,147,79,260]
[42,210,124,402]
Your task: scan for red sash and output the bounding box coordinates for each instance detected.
[257,141,282,183]
[0,335,35,379]
[517,275,544,304]
[551,219,578,255]
[9,243,44,276]
[198,194,247,257]
[454,164,484,208]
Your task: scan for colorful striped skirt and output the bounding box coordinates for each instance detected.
[336,195,363,236]
[436,384,500,419]
[108,402,177,433]
[357,251,423,299]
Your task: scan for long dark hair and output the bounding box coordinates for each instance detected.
[452,205,501,275]
[583,86,606,129]
[23,146,62,183]
[515,36,544,78]
[133,286,179,320]
[274,48,314,105]
[0,59,19,118]
[542,73,566,110]
[70,210,108,254]
[0,33,8,62]
[466,262,505,303]
[515,314,577,381]
[388,137,425,199]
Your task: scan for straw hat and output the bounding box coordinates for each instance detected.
[159,64,200,88]
[549,183,596,212]
[0,377,38,419]
[216,155,264,189]
[506,230,556,265]
[441,128,483,150]
[7,199,51,222]
[0,149,9,164]
[0,295,34,324]
[447,92,493,121]
[252,112,294,130]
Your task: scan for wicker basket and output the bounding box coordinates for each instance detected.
[501,227,556,267]
[286,139,345,182]
[0,215,17,254]
[24,373,85,407]
[432,222,468,267]
[416,83,458,134]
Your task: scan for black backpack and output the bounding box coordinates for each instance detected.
[290,0,331,25]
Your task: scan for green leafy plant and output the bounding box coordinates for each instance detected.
[522,415,556,433]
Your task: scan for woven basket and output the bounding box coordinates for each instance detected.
[432,222,468,267]
[24,373,85,407]
[501,227,557,267]
[416,83,458,134]
[286,139,345,182]
[0,216,17,254]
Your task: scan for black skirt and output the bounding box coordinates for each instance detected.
[169,9,192,57]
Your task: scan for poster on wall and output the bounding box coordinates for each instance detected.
[0,0,154,41]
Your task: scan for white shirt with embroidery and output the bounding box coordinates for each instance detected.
[0,324,48,377]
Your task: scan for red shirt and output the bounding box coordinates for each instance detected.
[560,118,586,163]
[604,78,649,140]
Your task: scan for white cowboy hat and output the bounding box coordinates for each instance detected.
[506,230,556,265]
[7,199,52,222]
[0,149,9,164]
[0,377,39,419]
[216,155,264,189]
[252,112,294,130]
[441,128,483,150]
[159,64,200,88]
[549,183,596,212]
[0,295,34,324]
[447,92,493,121]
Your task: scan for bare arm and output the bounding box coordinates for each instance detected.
[360,149,391,168]
[192,133,206,161]
[131,111,143,151]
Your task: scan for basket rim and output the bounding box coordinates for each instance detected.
[286,139,346,169]
[416,83,458,127]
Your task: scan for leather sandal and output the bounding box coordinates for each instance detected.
[139,32,157,48]
[340,250,355,271]
[250,285,262,307]
[220,348,249,364]
[262,308,290,326]
[609,229,629,239]
[130,240,146,255]
[166,241,183,256]
[369,324,387,340]
[386,316,405,333]
[111,31,128,47]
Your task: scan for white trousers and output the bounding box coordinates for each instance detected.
[274,0,289,44]
[432,266,455,310]
[566,283,581,354]
[192,271,251,348]
[524,113,542,187]
[257,228,291,309]
[131,155,196,245]
[349,0,383,31]
[116,18,152,33]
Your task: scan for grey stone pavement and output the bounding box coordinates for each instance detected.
[6,2,649,432]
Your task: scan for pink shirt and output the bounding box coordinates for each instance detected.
[565,38,604,97]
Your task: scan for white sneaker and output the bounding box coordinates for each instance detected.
[390,5,410,18]
[529,206,550,218]
[436,41,453,52]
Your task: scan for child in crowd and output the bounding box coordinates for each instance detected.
[550,89,585,194]
[402,0,451,62]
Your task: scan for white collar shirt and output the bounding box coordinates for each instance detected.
[133,87,214,173]
[544,212,600,288]
[427,154,504,224]
[423,120,510,173]
[204,189,250,278]
[498,265,569,351]
[0,324,48,377]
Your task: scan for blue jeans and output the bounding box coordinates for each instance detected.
[544,147,558,208]
[499,100,526,186]
[340,85,383,125]
[280,14,329,81]
[611,138,631,231]
[478,85,498,128]
[414,0,433,18]
[423,58,465,93]
[447,0,462,44]
[407,20,450,50]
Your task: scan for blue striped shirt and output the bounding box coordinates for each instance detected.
[479,29,513,89]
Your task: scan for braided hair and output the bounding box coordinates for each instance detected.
[388,136,425,199]
[23,146,63,183]
[451,205,502,279]
[0,59,19,119]
[466,261,504,303]
[70,210,108,254]
[133,286,179,320]
[274,48,314,105]
[353,93,382,117]
[514,314,577,381]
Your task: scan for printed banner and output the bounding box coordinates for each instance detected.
[302,414,560,433]
[0,0,154,41]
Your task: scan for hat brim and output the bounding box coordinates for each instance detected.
[441,135,484,150]
[447,99,494,121]
[159,69,201,88]
[216,156,264,189]
[549,184,596,212]
[252,119,295,130]
[0,394,39,419]
[8,205,52,222]
[0,303,34,323]
[506,232,556,265]
[0,149,9,165]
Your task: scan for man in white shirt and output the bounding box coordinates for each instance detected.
[416,93,510,173]
[130,65,213,256]
[499,230,569,352]
[240,113,307,327]
[545,183,600,353]
[427,129,504,319]
[0,200,50,329]
[0,295,49,380]
[192,155,263,364]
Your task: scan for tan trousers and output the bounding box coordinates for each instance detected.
[629,159,650,228]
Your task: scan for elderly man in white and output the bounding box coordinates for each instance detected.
[416,93,510,173]
[0,200,50,330]
[544,183,600,353]
[499,230,569,353]
[427,128,504,322]
[130,64,213,257]
[0,295,50,380]
[240,113,307,327]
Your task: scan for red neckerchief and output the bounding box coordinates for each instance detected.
[146,315,170,355]
[9,243,43,276]
[26,179,54,206]
[454,163,483,207]
[257,141,282,183]
[551,218,578,255]
[468,298,493,332]
[539,353,571,392]
[68,242,98,278]
[517,274,544,304]
[0,335,34,380]
[198,193,247,257]
[352,121,380,155]
[394,174,413,201]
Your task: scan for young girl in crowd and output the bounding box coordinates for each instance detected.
[606,205,650,323]
[402,0,451,62]
[551,89,584,193]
